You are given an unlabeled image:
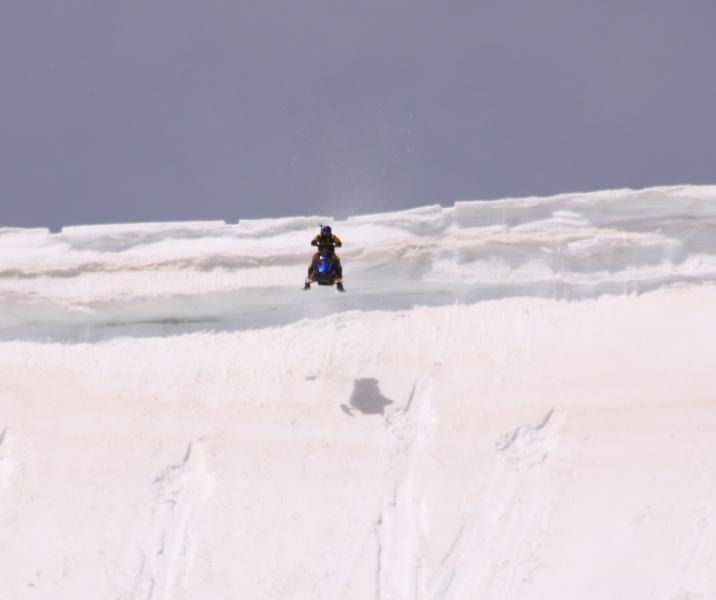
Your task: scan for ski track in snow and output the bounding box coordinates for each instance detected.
[0,428,10,497]
[0,428,33,525]
[1,186,716,599]
[432,409,567,600]
[375,377,436,600]
[123,441,214,600]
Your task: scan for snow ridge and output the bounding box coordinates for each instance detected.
[0,185,715,342]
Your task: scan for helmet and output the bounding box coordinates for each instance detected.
[321,225,332,238]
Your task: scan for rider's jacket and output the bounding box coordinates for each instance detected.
[311,234,342,251]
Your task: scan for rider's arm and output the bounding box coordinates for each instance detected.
[311,236,320,247]
[332,235,342,247]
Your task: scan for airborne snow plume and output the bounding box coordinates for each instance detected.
[1,186,715,599]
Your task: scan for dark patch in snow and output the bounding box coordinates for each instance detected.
[496,408,554,453]
[152,443,192,485]
[349,378,393,415]
[403,383,418,413]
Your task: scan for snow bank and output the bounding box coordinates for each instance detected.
[1,186,715,599]
[1,185,715,342]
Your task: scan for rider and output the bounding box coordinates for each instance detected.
[305,225,343,289]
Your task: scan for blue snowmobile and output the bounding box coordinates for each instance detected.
[303,225,345,292]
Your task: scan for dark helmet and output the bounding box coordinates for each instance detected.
[321,225,332,238]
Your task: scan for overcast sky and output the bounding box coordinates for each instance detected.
[1,1,715,230]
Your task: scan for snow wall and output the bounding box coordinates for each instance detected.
[1,185,715,599]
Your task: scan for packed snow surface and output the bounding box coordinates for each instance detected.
[1,185,715,599]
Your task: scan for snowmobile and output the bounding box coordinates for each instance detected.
[303,248,345,292]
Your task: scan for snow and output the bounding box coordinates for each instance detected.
[1,185,715,599]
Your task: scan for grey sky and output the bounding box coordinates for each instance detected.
[1,1,715,230]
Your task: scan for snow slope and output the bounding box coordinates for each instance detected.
[1,186,715,599]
